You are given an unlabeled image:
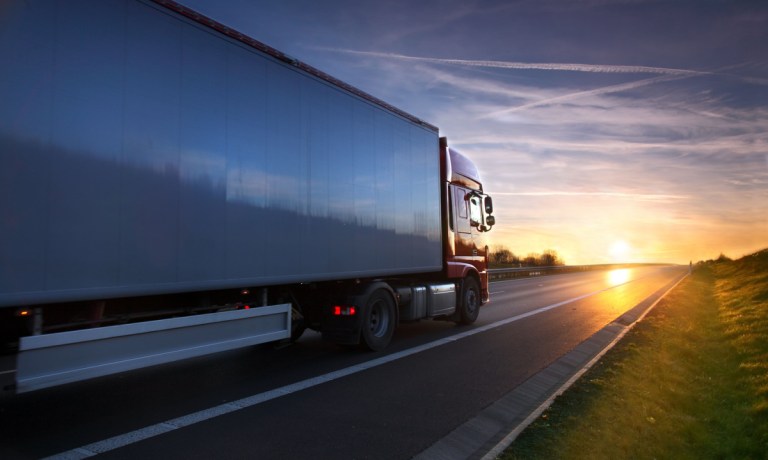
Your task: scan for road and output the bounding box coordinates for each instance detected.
[0,265,687,459]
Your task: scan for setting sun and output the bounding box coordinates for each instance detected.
[609,240,631,262]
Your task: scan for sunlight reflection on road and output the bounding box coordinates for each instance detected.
[607,268,631,286]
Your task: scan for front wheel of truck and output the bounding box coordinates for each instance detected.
[457,277,480,325]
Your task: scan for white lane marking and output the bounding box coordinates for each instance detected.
[490,291,505,295]
[46,284,621,459]
[0,369,16,376]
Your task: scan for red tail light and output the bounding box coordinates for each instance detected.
[333,305,357,316]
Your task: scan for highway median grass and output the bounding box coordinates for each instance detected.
[503,250,768,459]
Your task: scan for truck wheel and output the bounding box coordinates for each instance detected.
[457,277,480,325]
[360,289,396,351]
[291,320,306,343]
[290,306,306,342]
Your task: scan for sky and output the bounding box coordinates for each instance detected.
[181,0,768,265]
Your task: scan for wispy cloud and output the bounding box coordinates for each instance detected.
[491,191,691,202]
[321,48,768,118]
[318,48,717,117]
[323,48,709,76]
[484,74,689,117]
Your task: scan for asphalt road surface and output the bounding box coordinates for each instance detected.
[0,265,687,459]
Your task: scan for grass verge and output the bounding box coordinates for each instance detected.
[502,250,768,459]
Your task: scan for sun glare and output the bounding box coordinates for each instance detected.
[609,240,631,261]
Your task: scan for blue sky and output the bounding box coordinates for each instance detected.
[181,0,768,264]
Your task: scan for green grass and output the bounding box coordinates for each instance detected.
[502,250,768,459]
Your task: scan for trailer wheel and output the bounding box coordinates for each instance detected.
[290,316,306,343]
[457,277,480,325]
[287,293,306,342]
[360,289,396,351]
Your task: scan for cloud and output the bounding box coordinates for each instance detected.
[321,48,768,120]
[318,48,725,118]
[491,191,691,202]
[323,49,709,76]
[484,74,690,117]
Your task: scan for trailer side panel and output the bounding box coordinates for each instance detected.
[0,0,442,308]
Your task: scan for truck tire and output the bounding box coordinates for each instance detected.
[290,306,306,342]
[457,277,480,325]
[360,289,396,351]
[290,319,306,343]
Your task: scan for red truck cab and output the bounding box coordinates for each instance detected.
[441,138,495,306]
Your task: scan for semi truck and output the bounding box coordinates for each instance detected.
[0,0,495,393]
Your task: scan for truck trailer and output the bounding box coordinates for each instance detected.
[0,0,495,393]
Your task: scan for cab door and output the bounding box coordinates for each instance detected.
[453,186,474,259]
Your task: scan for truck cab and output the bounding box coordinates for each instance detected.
[441,138,495,304]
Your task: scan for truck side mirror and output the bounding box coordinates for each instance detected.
[484,196,493,214]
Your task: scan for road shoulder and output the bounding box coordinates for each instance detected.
[414,269,688,460]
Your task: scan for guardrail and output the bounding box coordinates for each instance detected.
[488,264,653,281]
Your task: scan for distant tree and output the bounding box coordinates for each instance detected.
[716,253,732,263]
[489,247,564,267]
[523,253,539,267]
[490,245,517,266]
[492,248,510,264]
[540,249,564,266]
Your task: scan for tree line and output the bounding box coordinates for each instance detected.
[489,245,564,267]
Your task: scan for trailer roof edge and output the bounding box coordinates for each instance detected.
[151,0,440,133]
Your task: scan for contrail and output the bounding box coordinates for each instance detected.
[484,74,688,116]
[492,191,690,201]
[320,48,708,115]
[327,48,709,76]
[320,48,766,114]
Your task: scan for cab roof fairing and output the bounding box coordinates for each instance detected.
[447,148,483,191]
